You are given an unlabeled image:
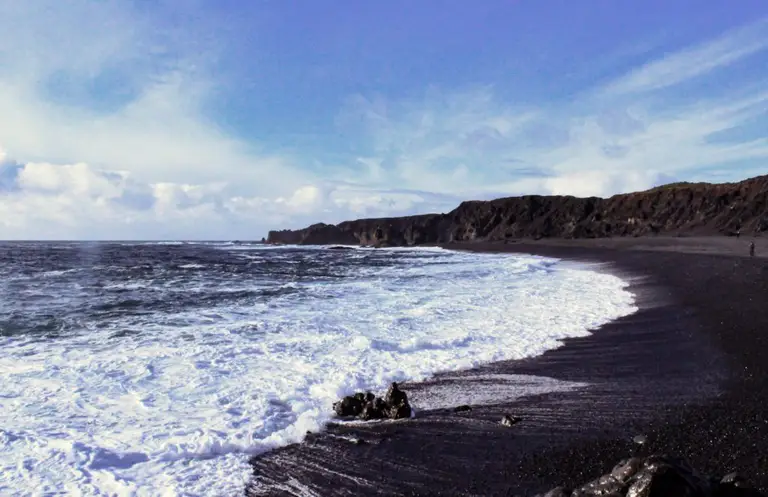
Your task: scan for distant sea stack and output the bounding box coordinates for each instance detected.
[267,175,768,246]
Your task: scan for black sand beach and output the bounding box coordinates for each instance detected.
[248,237,768,496]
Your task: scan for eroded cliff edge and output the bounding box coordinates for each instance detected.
[267,175,768,246]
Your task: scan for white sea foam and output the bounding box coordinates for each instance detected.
[178,264,206,269]
[408,373,588,411]
[41,269,81,277]
[0,248,637,496]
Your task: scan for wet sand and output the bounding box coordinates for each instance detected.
[247,236,768,496]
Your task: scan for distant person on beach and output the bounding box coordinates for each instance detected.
[749,241,755,257]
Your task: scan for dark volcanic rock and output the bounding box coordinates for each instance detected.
[384,382,406,407]
[501,414,522,427]
[360,398,387,421]
[542,488,572,497]
[386,402,412,420]
[332,383,412,421]
[722,473,748,488]
[332,395,364,417]
[268,214,447,245]
[626,455,710,497]
[535,454,765,497]
[383,382,411,420]
[266,176,768,245]
[611,458,644,484]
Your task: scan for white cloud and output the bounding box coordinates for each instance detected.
[544,170,664,198]
[329,186,447,217]
[0,1,308,193]
[17,162,122,197]
[0,162,325,239]
[0,0,321,238]
[337,86,538,194]
[276,185,326,215]
[0,158,465,239]
[601,18,768,95]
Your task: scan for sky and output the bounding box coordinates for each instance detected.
[0,0,767,240]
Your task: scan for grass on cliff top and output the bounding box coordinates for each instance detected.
[641,181,714,193]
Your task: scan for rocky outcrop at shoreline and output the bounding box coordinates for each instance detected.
[332,383,412,421]
[537,454,764,497]
[267,175,768,245]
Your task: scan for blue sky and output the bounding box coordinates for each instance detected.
[0,0,767,239]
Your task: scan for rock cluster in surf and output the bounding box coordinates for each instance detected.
[333,382,412,421]
[536,454,764,497]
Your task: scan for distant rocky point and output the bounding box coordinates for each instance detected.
[267,175,768,246]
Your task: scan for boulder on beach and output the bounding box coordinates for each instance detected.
[535,454,765,497]
[332,382,412,421]
[501,414,522,427]
[360,397,388,420]
[332,395,365,417]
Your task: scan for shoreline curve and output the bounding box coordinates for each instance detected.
[247,241,735,496]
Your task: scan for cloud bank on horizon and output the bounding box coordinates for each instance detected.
[0,0,767,239]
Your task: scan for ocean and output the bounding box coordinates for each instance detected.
[0,242,636,496]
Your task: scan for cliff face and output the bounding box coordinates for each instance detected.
[267,175,768,246]
[267,215,448,246]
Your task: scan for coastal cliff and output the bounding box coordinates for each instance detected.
[267,175,768,246]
